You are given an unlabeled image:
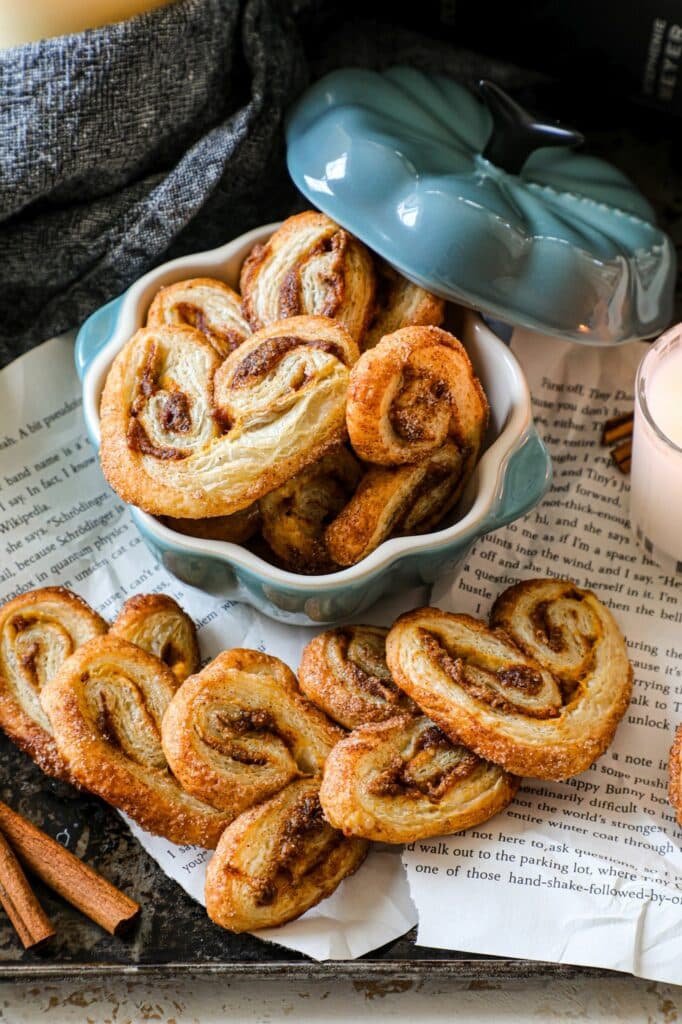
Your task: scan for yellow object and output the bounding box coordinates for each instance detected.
[0,0,175,47]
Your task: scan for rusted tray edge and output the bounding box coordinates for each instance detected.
[0,959,612,982]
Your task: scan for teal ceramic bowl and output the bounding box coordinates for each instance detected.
[76,224,551,625]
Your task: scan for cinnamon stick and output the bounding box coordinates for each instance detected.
[0,801,140,935]
[601,412,634,446]
[611,437,632,475]
[0,830,54,948]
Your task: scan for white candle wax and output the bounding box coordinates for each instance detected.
[630,325,682,569]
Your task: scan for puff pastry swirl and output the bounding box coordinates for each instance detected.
[387,592,632,780]
[0,587,107,778]
[110,594,199,683]
[99,317,356,518]
[147,277,251,358]
[41,636,232,847]
[362,260,444,351]
[240,211,376,344]
[319,715,519,843]
[161,649,344,813]
[299,625,416,729]
[205,778,368,932]
[346,325,488,466]
[325,441,466,566]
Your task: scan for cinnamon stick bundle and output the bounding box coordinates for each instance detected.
[0,801,140,935]
[0,830,54,948]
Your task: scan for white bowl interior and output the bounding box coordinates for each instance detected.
[83,224,531,591]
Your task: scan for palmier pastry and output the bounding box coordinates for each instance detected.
[668,725,682,827]
[41,637,231,847]
[205,778,368,932]
[319,716,519,843]
[325,441,466,566]
[146,278,251,358]
[346,325,488,467]
[163,505,261,545]
[99,317,356,518]
[110,594,199,683]
[161,649,343,813]
[240,211,376,344]
[386,595,632,780]
[299,625,416,729]
[362,260,444,351]
[0,587,107,778]
[259,448,362,573]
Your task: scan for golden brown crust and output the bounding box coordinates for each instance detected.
[298,625,416,729]
[668,724,682,826]
[386,590,633,780]
[346,325,488,467]
[41,636,232,847]
[362,260,444,351]
[319,715,519,843]
[161,649,344,813]
[259,448,362,573]
[325,441,466,566]
[240,211,376,344]
[0,587,107,779]
[146,277,251,358]
[110,594,200,683]
[163,505,261,544]
[205,778,368,932]
[99,317,355,518]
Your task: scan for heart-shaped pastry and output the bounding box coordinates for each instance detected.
[99,316,357,518]
[319,715,518,843]
[147,277,251,358]
[41,636,232,847]
[161,649,343,812]
[205,778,368,932]
[0,587,107,779]
[386,590,632,779]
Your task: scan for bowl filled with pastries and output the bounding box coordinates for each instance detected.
[77,212,551,624]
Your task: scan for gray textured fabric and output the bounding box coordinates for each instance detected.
[0,0,305,360]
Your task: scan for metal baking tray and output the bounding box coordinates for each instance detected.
[0,736,610,982]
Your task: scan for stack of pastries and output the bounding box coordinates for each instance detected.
[98,211,490,573]
[0,578,633,934]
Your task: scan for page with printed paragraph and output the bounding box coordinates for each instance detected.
[0,333,417,959]
[404,330,682,984]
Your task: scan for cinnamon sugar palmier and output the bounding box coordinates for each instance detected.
[0,587,107,778]
[319,716,519,843]
[240,211,376,344]
[325,441,466,566]
[147,278,251,358]
[347,325,488,466]
[205,778,368,932]
[164,505,261,544]
[299,625,416,729]
[110,594,199,684]
[259,448,362,573]
[41,636,231,847]
[668,725,682,827]
[362,260,444,351]
[99,317,355,518]
[387,595,632,780]
[161,649,343,813]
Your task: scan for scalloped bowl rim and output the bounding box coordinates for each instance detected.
[81,222,532,593]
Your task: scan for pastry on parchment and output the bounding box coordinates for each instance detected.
[99,316,356,519]
[147,277,251,358]
[386,585,633,780]
[161,648,343,813]
[240,211,376,345]
[319,715,519,843]
[205,778,368,932]
[298,624,416,729]
[110,593,199,684]
[346,325,488,467]
[41,636,232,847]
[0,587,107,779]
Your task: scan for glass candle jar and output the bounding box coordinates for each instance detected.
[630,323,682,571]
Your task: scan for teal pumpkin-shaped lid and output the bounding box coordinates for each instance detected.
[285,66,675,345]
